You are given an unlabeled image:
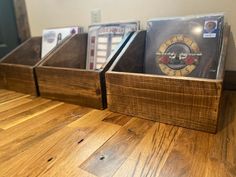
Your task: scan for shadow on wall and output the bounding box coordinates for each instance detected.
[226,31,236,71]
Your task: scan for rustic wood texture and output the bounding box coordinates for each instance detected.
[0,90,26,104]
[80,118,154,177]
[106,72,222,133]
[42,34,88,69]
[0,64,37,95]
[36,33,133,109]
[13,0,31,42]
[35,34,104,109]
[36,66,103,109]
[0,89,235,177]
[113,124,181,177]
[36,34,102,109]
[106,25,230,133]
[109,31,146,73]
[1,37,41,66]
[102,112,132,126]
[0,37,42,95]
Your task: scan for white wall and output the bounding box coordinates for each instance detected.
[25,0,236,70]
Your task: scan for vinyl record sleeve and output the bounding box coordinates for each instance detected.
[86,21,139,70]
[41,26,83,58]
[144,14,224,79]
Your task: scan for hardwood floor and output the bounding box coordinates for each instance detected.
[0,89,235,177]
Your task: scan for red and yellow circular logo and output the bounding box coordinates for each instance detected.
[156,35,202,76]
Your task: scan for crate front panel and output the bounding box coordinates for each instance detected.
[0,64,37,95]
[106,72,222,132]
[36,67,103,109]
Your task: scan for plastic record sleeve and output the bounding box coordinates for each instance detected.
[86,21,140,70]
[144,13,224,79]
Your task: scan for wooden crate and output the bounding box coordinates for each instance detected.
[36,33,133,109]
[106,25,230,133]
[0,37,43,95]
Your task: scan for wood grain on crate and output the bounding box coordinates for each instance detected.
[35,34,105,109]
[36,33,133,109]
[0,37,42,95]
[36,66,103,109]
[106,72,222,133]
[0,89,235,177]
[106,25,230,133]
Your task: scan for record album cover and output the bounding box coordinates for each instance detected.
[41,26,83,58]
[86,21,139,70]
[144,14,224,79]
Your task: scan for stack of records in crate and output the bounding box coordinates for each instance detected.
[86,21,139,70]
[144,14,224,79]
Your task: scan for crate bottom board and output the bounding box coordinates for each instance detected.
[39,87,103,109]
[0,64,38,95]
[0,79,37,96]
[107,94,219,133]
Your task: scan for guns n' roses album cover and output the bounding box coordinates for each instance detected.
[144,14,224,79]
[86,21,139,70]
[41,26,83,58]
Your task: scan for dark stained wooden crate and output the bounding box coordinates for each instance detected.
[35,33,133,109]
[0,37,43,95]
[106,25,230,133]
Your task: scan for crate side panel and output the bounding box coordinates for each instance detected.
[0,65,6,88]
[107,73,222,132]
[42,34,87,69]
[111,31,146,73]
[107,83,220,108]
[36,67,103,109]
[0,64,37,95]
[1,37,42,66]
[107,73,222,96]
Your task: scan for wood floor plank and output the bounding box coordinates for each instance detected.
[0,110,119,177]
[80,118,154,177]
[0,89,235,177]
[156,92,236,177]
[0,90,17,97]
[39,123,120,177]
[0,89,11,95]
[43,168,98,177]
[204,92,236,177]
[0,91,26,103]
[0,95,33,112]
[113,123,181,177]
[0,104,91,163]
[157,129,210,177]
[0,122,75,177]
[103,112,132,126]
[0,103,77,146]
[0,100,62,129]
[0,97,50,121]
[38,110,120,177]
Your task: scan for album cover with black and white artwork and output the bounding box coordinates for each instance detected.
[144,14,224,79]
[86,21,139,70]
